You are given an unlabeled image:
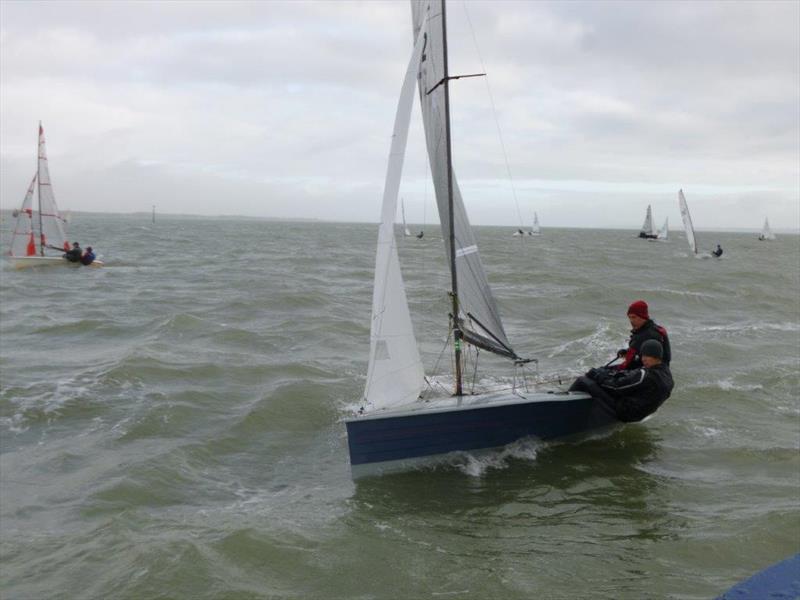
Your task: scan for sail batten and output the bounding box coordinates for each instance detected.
[412,0,515,361]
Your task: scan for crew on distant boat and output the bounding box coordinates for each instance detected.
[615,300,671,370]
[64,242,82,262]
[80,246,96,266]
[712,244,723,257]
[569,339,674,422]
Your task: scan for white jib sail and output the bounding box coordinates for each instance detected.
[363,25,428,411]
[411,0,515,358]
[762,218,776,240]
[678,189,697,254]
[657,217,668,240]
[640,205,654,236]
[37,123,70,253]
[9,173,37,257]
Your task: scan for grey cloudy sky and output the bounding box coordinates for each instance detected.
[1,0,798,230]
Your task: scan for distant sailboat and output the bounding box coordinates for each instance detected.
[344,0,617,478]
[530,211,541,236]
[678,190,697,255]
[655,217,669,241]
[7,123,102,269]
[758,217,776,241]
[678,189,719,258]
[638,205,657,239]
[400,198,412,237]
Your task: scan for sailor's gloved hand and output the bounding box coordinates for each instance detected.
[617,348,627,358]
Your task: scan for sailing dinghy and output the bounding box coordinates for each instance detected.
[8,123,103,269]
[400,198,412,237]
[678,189,716,258]
[758,217,776,241]
[344,0,617,478]
[638,205,657,239]
[530,212,541,236]
[656,217,669,241]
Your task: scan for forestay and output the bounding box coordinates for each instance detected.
[411,0,516,359]
[678,189,697,254]
[363,25,428,411]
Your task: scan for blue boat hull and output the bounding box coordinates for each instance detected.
[346,392,618,477]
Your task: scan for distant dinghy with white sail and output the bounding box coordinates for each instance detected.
[758,217,776,241]
[8,123,103,269]
[344,0,618,479]
[638,205,658,239]
[678,189,718,259]
[530,212,541,236]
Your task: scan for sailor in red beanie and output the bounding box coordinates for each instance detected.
[615,300,671,370]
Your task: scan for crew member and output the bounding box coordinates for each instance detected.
[570,339,674,422]
[615,300,671,370]
[64,242,82,262]
[80,246,96,265]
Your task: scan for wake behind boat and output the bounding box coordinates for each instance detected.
[345,0,618,479]
[7,123,103,269]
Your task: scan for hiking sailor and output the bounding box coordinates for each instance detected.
[569,339,674,423]
[615,300,671,370]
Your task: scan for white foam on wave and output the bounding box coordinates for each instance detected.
[547,321,621,373]
[440,437,544,478]
[700,322,800,334]
[712,378,764,392]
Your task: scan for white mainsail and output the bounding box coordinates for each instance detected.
[678,189,697,254]
[363,24,428,411]
[531,212,541,235]
[401,198,412,237]
[36,123,70,253]
[656,217,669,240]
[640,205,654,237]
[411,0,516,359]
[760,218,776,240]
[8,174,38,257]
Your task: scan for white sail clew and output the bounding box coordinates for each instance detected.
[411,0,515,358]
[678,189,697,254]
[363,25,428,411]
[760,217,776,240]
[401,198,412,236]
[640,205,654,237]
[531,212,541,235]
[656,217,668,240]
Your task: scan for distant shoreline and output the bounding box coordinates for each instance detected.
[0,209,797,234]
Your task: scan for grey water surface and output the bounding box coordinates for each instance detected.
[1,214,798,599]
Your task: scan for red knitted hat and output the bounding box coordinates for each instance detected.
[627,300,649,320]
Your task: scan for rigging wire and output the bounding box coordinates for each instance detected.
[461,1,525,231]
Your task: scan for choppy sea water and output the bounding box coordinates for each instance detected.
[1,213,798,600]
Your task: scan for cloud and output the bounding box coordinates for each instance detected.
[1,0,797,230]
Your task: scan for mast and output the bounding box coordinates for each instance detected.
[440,0,462,396]
[37,122,44,256]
